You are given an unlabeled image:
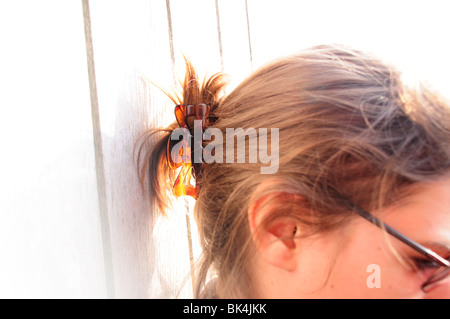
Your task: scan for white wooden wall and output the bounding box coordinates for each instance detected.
[0,0,448,299]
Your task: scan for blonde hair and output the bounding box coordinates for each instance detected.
[136,44,450,298]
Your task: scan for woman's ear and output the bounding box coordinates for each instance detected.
[248,193,300,272]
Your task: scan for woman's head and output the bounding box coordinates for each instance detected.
[138,44,450,298]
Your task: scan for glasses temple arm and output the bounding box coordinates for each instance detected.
[355,207,450,268]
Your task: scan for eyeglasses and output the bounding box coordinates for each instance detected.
[354,205,450,292]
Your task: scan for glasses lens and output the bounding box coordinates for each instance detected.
[422,260,450,292]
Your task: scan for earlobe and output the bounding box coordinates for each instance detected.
[248,193,300,272]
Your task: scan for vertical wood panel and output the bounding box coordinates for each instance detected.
[86,0,156,298]
[148,0,255,297]
[87,0,197,298]
[146,1,199,298]
[165,0,241,297]
[0,0,106,298]
[215,0,253,89]
[168,0,223,81]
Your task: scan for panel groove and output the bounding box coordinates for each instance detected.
[81,0,115,299]
[244,0,253,70]
[215,0,224,71]
[166,0,177,85]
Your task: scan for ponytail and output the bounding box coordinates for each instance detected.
[135,59,227,214]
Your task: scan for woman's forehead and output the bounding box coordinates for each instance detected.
[381,176,450,246]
